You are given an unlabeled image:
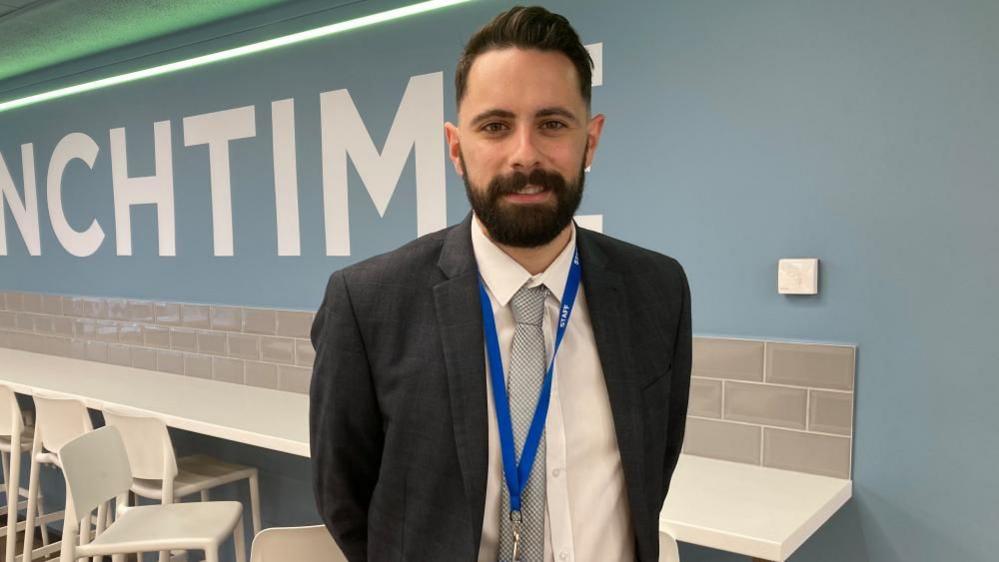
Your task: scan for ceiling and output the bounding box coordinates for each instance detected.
[0,0,296,84]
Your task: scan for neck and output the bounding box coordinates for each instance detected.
[481,222,573,275]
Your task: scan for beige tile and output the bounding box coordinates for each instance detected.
[197,331,227,355]
[52,316,74,337]
[65,296,86,317]
[184,354,213,379]
[16,313,34,331]
[156,350,185,375]
[106,298,129,321]
[21,293,42,313]
[211,306,242,332]
[245,361,279,389]
[763,428,851,478]
[69,339,87,360]
[279,365,312,394]
[295,339,316,367]
[143,325,172,349]
[131,348,157,370]
[213,357,245,384]
[94,320,118,342]
[45,336,72,357]
[81,297,107,319]
[0,330,9,348]
[33,315,54,334]
[181,304,211,329]
[766,342,855,390]
[85,341,108,362]
[107,344,132,367]
[170,329,199,352]
[127,300,155,323]
[809,390,854,435]
[276,310,314,338]
[692,337,764,381]
[0,311,16,330]
[227,333,259,360]
[5,292,23,311]
[154,302,181,326]
[118,323,143,345]
[688,378,722,418]
[724,381,807,430]
[682,417,761,465]
[75,319,94,339]
[42,295,62,315]
[243,308,277,335]
[0,292,5,310]
[260,336,294,364]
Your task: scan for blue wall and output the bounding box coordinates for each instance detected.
[3,1,997,560]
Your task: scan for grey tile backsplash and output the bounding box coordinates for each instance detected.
[685,336,856,478]
[0,292,857,479]
[0,291,317,394]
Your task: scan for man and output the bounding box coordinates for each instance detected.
[310,6,691,561]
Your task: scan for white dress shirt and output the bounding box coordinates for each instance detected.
[472,215,634,562]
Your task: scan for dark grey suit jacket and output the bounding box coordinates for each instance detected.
[310,215,691,561]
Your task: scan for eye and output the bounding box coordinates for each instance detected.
[481,122,509,133]
[540,120,568,130]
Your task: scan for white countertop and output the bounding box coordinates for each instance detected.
[661,454,852,561]
[1,348,850,560]
[0,348,310,456]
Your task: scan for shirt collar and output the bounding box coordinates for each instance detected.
[471,214,577,307]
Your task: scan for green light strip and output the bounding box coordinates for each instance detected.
[0,0,474,114]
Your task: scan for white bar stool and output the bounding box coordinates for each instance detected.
[57,425,246,562]
[249,525,346,562]
[660,531,681,562]
[102,406,261,562]
[0,384,59,562]
[22,393,94,562]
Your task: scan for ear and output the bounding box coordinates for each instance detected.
[583,113,606,170]
[444,122,464,177]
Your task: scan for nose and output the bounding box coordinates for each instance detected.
[509,127,541,171]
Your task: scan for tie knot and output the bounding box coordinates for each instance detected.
[510,285,547,326]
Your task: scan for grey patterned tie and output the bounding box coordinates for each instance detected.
[498,284,549,562]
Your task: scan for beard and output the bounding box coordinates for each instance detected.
[461,152,586,248]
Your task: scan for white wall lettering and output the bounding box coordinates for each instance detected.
[271,99,301,257]
[0,144,40,256]
[183,106,257,257]
[319,71,446,256]
[110,120,176,256]
[48,133,104,256]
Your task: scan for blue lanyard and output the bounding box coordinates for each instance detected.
[478,248,582,515]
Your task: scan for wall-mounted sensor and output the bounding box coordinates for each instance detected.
[778,258,819,295]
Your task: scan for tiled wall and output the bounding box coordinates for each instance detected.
[684,337,856,479]
[0,292,856,478]
[0,291,316,393]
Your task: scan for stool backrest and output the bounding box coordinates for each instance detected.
[32,393,93,453]
[59,425,132,522]
[0,384,23,437]
[249,525,347,562]
[101,406,178,480]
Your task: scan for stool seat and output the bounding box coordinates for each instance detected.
[77,501,243,556]
[132,455,259,500]
[0,425,33,452]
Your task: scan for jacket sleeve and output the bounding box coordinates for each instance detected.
[661,265,692,508]
[310,270,383,562]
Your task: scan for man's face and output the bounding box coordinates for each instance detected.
[445,48,605,247]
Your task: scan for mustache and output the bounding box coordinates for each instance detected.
[488,168,567,198]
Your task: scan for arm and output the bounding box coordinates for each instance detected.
[310,270,383,562]
[661,265,691,507]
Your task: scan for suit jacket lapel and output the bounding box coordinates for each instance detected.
[576,227,652,556]
[433,214,489,549]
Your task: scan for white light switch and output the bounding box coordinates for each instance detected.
[778,258,819,295]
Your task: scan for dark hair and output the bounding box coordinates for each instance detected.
[455,6,593,109]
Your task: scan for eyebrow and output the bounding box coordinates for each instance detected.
[469,106,581,127]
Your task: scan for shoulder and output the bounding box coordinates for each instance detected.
[579,227,687,288]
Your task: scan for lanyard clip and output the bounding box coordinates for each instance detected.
[510,510,522,561]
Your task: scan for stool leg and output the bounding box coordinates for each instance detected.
[1,450,9,506]
[204,545,220,562]
[4,443,22,562]
[37,489,50,546]
[200,490,209,502]
[233,515,247,562]
[248,473,261,536]
[22,435,41,561]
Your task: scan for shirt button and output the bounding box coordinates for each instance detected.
[559,552,569,560]
[552,468,561,477]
